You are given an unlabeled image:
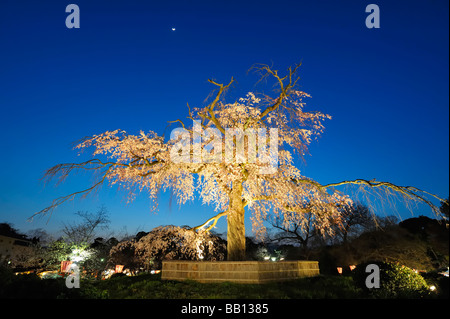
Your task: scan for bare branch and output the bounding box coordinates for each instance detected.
[167,119,188,131]
[245,63,302,129]
[198,77,234,134]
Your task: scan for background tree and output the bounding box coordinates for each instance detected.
[41,239,74,271]
[26,228,53,246]
[35,208,111,273]
[267,202,399,260]
[330,203,398,244]
[0,223,27,240]
[33,63,447,261]
[269,211,318,253]
[83,237,118,279]
[62,206,110,245]
[109,239,139,271]
[320,215,448,273]
[336,203,373,244]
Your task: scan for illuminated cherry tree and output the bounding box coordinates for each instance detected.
[33,63,447,261]
[109,225,226,270]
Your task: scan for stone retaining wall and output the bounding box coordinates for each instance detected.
[161,260,319,284]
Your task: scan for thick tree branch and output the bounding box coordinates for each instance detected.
[198,77,234,135]
[192,210,229,232]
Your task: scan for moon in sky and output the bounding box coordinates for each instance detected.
[172,27,176,31]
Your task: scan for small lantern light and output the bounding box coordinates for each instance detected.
[115,265,124,273]
[61,260,72,273]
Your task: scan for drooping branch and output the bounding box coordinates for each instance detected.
[42,159,126,185]
[294,178,448,220]
[29,165,114,221]
[32,152,164,219]
[247,195,311,214]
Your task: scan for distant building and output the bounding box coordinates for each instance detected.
[0,234,33,267]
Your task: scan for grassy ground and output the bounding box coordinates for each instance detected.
[2,268,447,299]
[3,263,363,299]
[93,273,363,299]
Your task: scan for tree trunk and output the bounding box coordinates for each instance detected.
[227,183,246,261]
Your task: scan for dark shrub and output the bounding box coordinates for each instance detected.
[421,270,449,299]
[436,276,449,299]
[0,265,107,299]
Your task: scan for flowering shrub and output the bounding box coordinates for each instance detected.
[109,226,226,270]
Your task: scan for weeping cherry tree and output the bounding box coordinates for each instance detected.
[32,63,447,261]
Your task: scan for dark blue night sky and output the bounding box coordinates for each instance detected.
[0,0,448,237]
